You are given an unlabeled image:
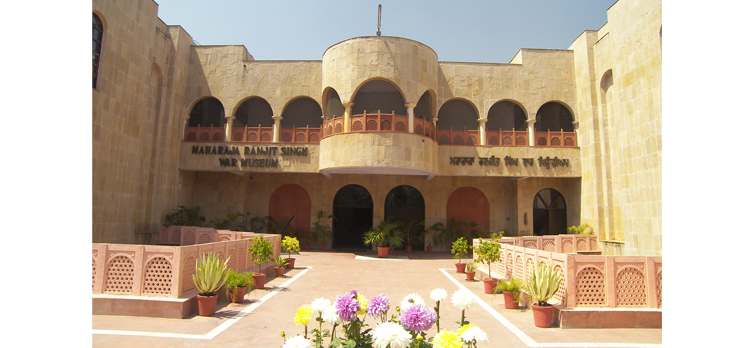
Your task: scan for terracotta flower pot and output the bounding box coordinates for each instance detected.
[502,291,519,309]
[197,294,218,316]
[275,267,285,277]
[426,246,433,253]
[455,263,467,273]
[252,273,266,290]
[531,303,555,328]
[483,278,498,294]
[389,246,394,253]
[406,246,412,253]
[285,258,296,269]
[377,246,390,258]
[304,244,311,250]
[465,271,476,281]
[228,286,247,304]
[320,244,327,251]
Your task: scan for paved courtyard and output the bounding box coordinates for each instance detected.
[92,251,661,347]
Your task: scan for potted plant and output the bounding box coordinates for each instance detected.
[465,261,478,281]
[401,220,423,253]
[192,252,229,316]
[311,210,335,250]
[225,270,253,304]
[421,221,445,252]
[451,237,470,273]
[474,231,504,294]
[248,236,275,289]
[273,256,288,276]
[363,220,401,257]
[281,236,300,269]
[494,278,523,309]
[567,223,593,235]
[523,261,562,328]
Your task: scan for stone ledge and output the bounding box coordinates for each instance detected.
[557,306,662,328]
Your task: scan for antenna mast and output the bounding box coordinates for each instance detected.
[377,4,382,36]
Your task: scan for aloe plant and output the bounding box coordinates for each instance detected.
[523,261,562,306]
[567,224,593,235]
[192,252,230,296]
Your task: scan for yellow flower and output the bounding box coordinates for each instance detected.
[356,294,368,315]
[457,324,477,337]
[295,305,313,326]
[432,330,463,348]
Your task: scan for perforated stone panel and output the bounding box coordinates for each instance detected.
[591,238,598,251]
[261,133,271,141]
[182,256,196,293]
[295,133,305,142]
[170,230,181,244]
[515,136,526,145]
[92,257,97,291]
[200,132,209,141]
[439,135,449,144]
[219,236,231,242]
[551,137,561,146]
[515,256,523,280]
[564,138,574,146]
[576,266,605,306]
[380,120,391,130]
[327,125,333,135]
[335,124,343,133]
[502,136,511,145]
[281,133,292,142]
[553,265,566,305]
[395,122,406,132]
[105,255,134,293]
[352,121,363,131]
[198,233,211,244]
[309,133,319,142]
[248,133,258,141]
[228,249,237,270]
[562,240,574,253]
[489,136,499,145]
[158,230,168,244]
[577,239,587,251]
[656,268,662,308]
[616,267,647,306]
[366,120,377,131]
[142,257,173,295]
[524,241,537,249]
[543,240,555,252]
[415,125,423,134]
[505,254,513,279]
[525,259,534,284]
[182,231,195,245]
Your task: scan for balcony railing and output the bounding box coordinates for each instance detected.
[535,130,578,147]
[230,125,274,142]
[184,125,226,142]
[486,129,529,147]
[322,111,435,140]
[437,127,479,145]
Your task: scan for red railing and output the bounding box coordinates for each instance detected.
[534,130,578,147]
[279,126,323,144]
[322,111,435,140]
[184,125,226,142]
[436,127,479,145]
[486,129,529,147]
[230,125,274,143]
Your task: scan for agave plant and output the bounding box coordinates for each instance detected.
[192,252,230,296]
[523,261,562,306]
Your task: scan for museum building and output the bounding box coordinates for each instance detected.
[92,0,661,256]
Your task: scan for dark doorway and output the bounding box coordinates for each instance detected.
[333,185,374,250]
[533,188,567,236]
[384,186,425,250]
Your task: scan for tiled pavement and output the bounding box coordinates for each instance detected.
[92,251,662,347]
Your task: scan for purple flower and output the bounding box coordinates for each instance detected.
[368,294,390,318]
[334,291,360,322]
[399,304,436,332]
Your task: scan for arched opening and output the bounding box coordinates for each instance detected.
[535,102,574,132]
[188,97,225,127]
[384,186,425,250]
[415,91,434,120]
[323,88,345,119]
[446,187,489,245]
[281,97,323,128]
[487,100,526,131]
[269,184,312,239]
[92,13,104,89]
[533,188,567,236]
[234,97,274,127]
[333,185,374,249]
[352,79,406,115]
[437,99,479,145]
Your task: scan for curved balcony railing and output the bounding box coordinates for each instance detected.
[486,129,529,147]
[322,111,436,140]
[535,130,578,147]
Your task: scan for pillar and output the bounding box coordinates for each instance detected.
[224,114,235,142]
[526,119,536,147]
[477,118,487,145]
[343,102,354,133]
[272,115,282,143]
[406,103,416,133]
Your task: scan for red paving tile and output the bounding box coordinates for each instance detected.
[92,251,662,347]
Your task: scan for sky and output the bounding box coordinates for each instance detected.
[154,0,617,63]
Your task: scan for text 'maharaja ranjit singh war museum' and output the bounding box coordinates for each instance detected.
[92,0,661,256]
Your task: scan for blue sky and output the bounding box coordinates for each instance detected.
[155,0,617,62]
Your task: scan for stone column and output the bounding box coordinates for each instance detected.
[343,102,354,133]
[224,115,235,142]
[526,119,536,147]
[572,121,580,145]
[477,118,487,146]
[406,103,416,134]
[272,115,282,143]
[432,117,439,141]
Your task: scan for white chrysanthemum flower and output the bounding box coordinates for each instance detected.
[460,326,489,344]
[372,322,412,348]
[400,293,425,311]
[429,288,447,302]
[322,304,342,325]
[310,297,331,315]
[282,335,312,348]
[451,289,475,311]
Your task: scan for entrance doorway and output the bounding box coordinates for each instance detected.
[333,185,373,249]
[384,186,425,250]
[533,188,567,235]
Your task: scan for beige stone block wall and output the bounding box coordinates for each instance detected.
[92,0,193,243]
[179,143,320,174]
[438,146,581,178]
[319,133,438,175]
[322,37,439,104]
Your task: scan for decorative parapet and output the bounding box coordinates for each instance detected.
[473,236,661,309]
[93,229,281,299]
